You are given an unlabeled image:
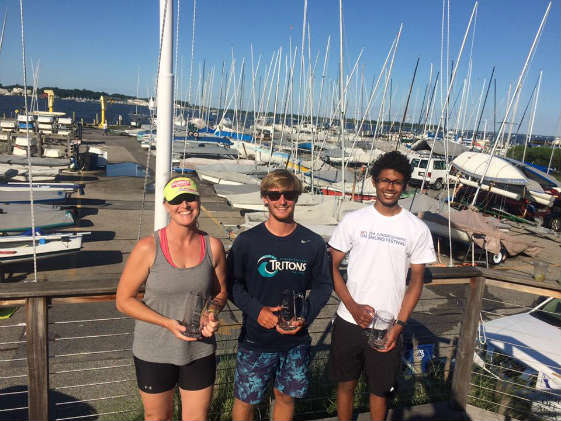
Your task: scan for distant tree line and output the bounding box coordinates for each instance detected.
[507,145,560,171]
[0,83,140,102]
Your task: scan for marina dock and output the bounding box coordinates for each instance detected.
[1,127,243,284]
[2,127,559,288]
[0,128,559,421]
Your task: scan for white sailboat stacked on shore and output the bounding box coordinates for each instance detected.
[0,231,89,265]
[450,151,555,207]
[0,155,69,181]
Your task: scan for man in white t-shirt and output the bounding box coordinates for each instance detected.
[328,151,436,421]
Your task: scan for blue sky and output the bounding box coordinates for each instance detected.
[0,0,559,136]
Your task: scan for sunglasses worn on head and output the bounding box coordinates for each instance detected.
[264,190,298,201]
[167,193,199,205]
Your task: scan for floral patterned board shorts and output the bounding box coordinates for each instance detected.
[234,343,310,404]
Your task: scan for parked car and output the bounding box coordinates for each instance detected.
[409,156,448,190]
[475,298,561,419]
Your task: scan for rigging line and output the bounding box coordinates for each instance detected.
[295,0,308,137]
[446,0,450,129]
[472,1,551,205]
[472,66,495,148]
[153,0,169,110]
[410,2,478,270]
[503,27,545,154]
[358,24,403,181]
[187,0,196,107]
[137,112,154,241]
[514,72,541,150]
[278,46,299,169]
[523,70,542,164]
[546,117,560,174]
[417,2,478,193]
[19,0,37,282]
[422,71,440,133]
[138,0,169,235]
[173,0,180,127]
[267,47,283,171]
[338,0,345,198]
[395,58,419,151]
[440,0,444,114]
[0,11,7,54]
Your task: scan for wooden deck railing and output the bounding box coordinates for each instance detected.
[1,266,559,420]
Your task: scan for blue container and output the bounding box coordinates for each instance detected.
[404,343,435,373]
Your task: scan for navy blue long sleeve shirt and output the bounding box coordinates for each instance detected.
[228,223,333,352]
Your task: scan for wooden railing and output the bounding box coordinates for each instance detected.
[1,265,559,420]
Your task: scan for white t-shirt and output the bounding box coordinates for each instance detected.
[329,205,436,325]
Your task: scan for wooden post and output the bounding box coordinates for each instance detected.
[26,297,49,421]
[443,335,457,382]
[450,276,485,410]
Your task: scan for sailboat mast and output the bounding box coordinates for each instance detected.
[0,12,7,54]
[135,68,140,116]
[472,66,495,147]
[472,1,551,205]
[523,70,542,163]
[155,0,174,230]
[187,0,196,112]
[339,0,345,198]
[395,58,419,150]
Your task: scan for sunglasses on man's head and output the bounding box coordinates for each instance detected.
[263,190,298,201]
[167,193,199,205]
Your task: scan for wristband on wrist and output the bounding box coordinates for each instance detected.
[395,319,406,328]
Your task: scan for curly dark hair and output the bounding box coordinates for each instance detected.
[370,151,412,184]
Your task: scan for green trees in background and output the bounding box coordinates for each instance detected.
[507,145,560,173]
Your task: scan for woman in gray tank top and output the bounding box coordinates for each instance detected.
[116,176,227,421]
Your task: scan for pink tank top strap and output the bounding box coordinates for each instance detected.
[159,228,206,268]
[159,227,177,268]
[199,234,206,264]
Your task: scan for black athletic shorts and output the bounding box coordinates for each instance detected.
[328,316,401,397]
[133,353,216,393]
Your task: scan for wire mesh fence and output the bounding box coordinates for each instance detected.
[469,294,561,421]
[0,281,559,420]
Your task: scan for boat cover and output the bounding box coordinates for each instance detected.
[0,204,74,232]
[401,193,541,257]
[451,152,528,185]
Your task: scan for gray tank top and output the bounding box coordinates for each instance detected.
[132,231,216,365]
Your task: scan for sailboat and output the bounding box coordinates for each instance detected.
[0,204,75,233]
[450,151,555,209]
[0,231,88,265]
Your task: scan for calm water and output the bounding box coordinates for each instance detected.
[0,96,150,125]
[0,95,553,145]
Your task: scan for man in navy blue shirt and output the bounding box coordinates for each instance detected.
[229,169,332,421]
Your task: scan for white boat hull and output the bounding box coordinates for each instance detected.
[0,232,88,264]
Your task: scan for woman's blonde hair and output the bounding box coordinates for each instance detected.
[260,169,303,197]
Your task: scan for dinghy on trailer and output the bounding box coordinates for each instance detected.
[171,142,239,159]
[0,154,69,181]
[213,183,260,198]
[0,190,70,204]
[0,231,89,265]
[0,182,83,194]
[0,204,75,232]
[195,163,269,186]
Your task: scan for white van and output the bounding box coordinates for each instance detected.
[409,156,448,190]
